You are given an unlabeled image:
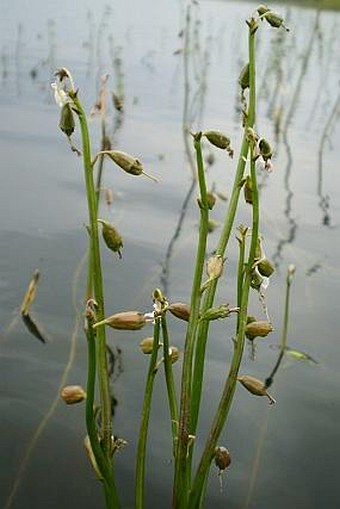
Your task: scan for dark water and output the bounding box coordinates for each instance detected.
[1,1,340,508]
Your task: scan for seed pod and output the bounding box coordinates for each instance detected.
[258,138,272,162]
[245,320,273,340]
[263,11,288,30]
[94,311,146,330]
[257,4,270,15]
[168,302,191,322]
[250,269,264,291]
[61,385,86,404]
[98,220,123,258]
[238,375,276,404]
[258,258,275,277]
[200,304,239,322]
[244,175,253,205]
[104,150,157,181]
[204,130,232,151]
[169,346,180,364]
[197,191,216,210]
[139,337,155,354]
[214,446,231,472]
[206,255,224,280]
[59,103,75,137]
[238,63,250,91]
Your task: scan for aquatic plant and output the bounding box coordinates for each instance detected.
[52,5,295,509]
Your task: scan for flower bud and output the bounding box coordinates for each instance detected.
[238,63,250,91]
[139,336,155,354]
[258,258,275,277]
[61,385,86,404]
[94,311,146,330]
[214,446,231,472]
[98,220,123,258]
[59,103,75,137]
[245,320,273,340]
[168,302,191,322]
[204,131,233,157]
[244,175,253,205]
[238,375,276,404]
[169,346,180,364]
[206,255,224,280]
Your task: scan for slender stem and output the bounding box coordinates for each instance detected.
[188,20,259,507]
[73,95,112,453]
[135,319,161,509]
[190,19,258,437]
[161,315,179,454]
[173,134,209,509]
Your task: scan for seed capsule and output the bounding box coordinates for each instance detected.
[257,4,270,15]
[238,63,250,91]
[200,304,239,322]
[204,131,233,156]
[94,311,146,330]
[59,103,75,137]
[169,346,180,364]
[214,446,231,472]
[258,258,275,277]
[238,375,276,404]
[98,220,123,258]
[263,11,289,31]
[61,385,86,404]
[245,320,273,340]
[206,255,224,280]
[139,337,155,354]
[104,150,157,181]
[244,175,253,205]
[168,302,191,322]
[258,138,272,162]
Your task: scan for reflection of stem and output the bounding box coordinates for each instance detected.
[317,85,340,226]
[273,10,320,265]
[4,255,85,509]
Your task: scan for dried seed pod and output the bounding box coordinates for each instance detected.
[244,175,253,205]
[245,320,273,340]
[169,346,180,364]
[258,258,275,277]
[214,446,231,472]
[139,337,155,354]
[257,4,270,15]
[237,375,276,404]
[59,103,75,137]
[238,63,250,91]
[206,255,224,280]
[98,219,123,258]
[94,311,146,330]
[61,385,86,404]
[168,302,191,322]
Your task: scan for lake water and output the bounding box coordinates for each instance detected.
[1,1,340,508]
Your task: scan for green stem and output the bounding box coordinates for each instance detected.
[85,313,120,508]
[161,315,179,454]
[73,95,112,453]
[135,319,161,509]
[188,20,259,507]
[173,133,209,509]
[189,18,258,437]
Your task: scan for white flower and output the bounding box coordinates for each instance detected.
[51,81,70,108]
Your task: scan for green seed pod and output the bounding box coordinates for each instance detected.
[168,302,191,322]
[258,258,275,277]
[139,337,155,354]
[214,446,231,472]
[200,304,238,322]
[264,11,288,30]
[237,375,276,404]
[94,311,146,330]
[238,63,250,91]
[61,385,86,404]
[204,130,232,151]
[244,175,253,205]
[59,103,75,137]
[258,138,272,162]
[98,220,123,258]
[245,320,273,340]
[106,150,143,176]
[257,4,270,15]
